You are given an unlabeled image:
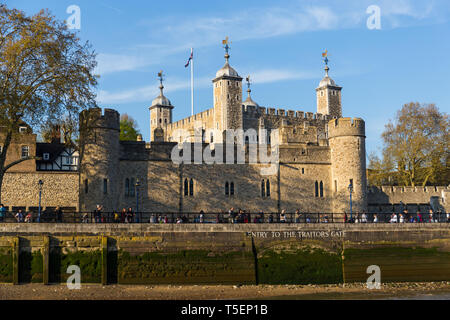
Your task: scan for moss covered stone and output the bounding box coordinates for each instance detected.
[257,246,343,284]
[49,249,101,283]
[0,248,12,283]
[118,249,255,284]
[344,246,450,283]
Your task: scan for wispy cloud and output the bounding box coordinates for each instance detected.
[97,68,315,105]
[96,1,446,76]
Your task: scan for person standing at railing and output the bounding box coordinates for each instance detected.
[93,205,101,223]
[0,204,5,223]
[56,207,63,223]
[229,208,236,224]
[280,210,287,223]
[373,214,378,223]
[199,210,204,223]
[15,209,24,223]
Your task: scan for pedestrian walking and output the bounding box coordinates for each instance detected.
[0,204,6,223]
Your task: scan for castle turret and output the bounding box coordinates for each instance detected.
[150,71,173,142]
[316,57,342,118]
[212,39,243,143]
[79,108,120,212]
[328,118,367,214]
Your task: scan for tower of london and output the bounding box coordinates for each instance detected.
[0,48,372,215]
[79,49,367,214]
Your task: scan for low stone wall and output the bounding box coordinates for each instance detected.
[1,224,449,285]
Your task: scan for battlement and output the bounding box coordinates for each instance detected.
[80,107,120,131]
[368,185,449,194]
[327,117,365,138]
[241,106,333,122]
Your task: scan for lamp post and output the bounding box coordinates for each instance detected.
[348,182,353,222]
[135,178,140,223]
[38,180,44,223]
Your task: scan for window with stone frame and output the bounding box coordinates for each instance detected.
[189,178,194,196]
[130,178,135,197]
[261,179,265,197]
[21,146,29,159]
[266,180,270,197]
[315,181,319,197]
[184,178,189,196]
[125,178,130,197]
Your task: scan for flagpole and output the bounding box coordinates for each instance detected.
[190,48,194,116]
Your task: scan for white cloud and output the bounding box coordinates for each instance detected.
[95,0,446,76]
[97,69,315,105]
[95,53,151,75]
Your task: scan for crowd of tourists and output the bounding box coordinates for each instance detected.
[1,202,449,224]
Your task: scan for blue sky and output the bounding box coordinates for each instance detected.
[7,0,450,157]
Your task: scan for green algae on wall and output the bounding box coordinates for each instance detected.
[0,248,12,283]
[49,249,102,283]
[118,249,255,285]
[257,246,343,284]
[19,250,43,283]
[344,246,450,283]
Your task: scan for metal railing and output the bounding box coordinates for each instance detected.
[0,211,448,224]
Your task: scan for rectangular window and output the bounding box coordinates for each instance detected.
[19,126,27,133]
[350,179,353,186]
[21,146,29,159]
[65,157,72,165]
[302,168,305,174]
[130,178,135,197]
[103,179,108,194]
[334,180,337,193]
[84,179,88,194]
[43,153,50,161]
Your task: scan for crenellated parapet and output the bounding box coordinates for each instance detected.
[80,107,120,131]
[327,117,365,138]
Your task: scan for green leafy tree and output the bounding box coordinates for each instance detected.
[120,114,140,141]
[373,102,449,187]
[0,6,98,202]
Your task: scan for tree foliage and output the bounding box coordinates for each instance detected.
[368,102,449,187]
[120,114,140,141]
[0,5,98,201]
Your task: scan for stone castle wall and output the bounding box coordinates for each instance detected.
[0,171,79,211]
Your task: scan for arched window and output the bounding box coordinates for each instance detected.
[266,180,270,197]
[320,181,324,198]
[189,178,194,196]
[184,178,189,196]
[125,178,130,197]
[261,180,265,197]
[230,182,234,196]
[130,178,135,197]
[315,181,319,197]
[225,182,229,196]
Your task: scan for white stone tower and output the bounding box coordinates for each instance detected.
[212,39,243,143]
[316,56,342,118]
[149,71,173,142]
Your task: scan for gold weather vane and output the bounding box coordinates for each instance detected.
[322,50,329,66]
[246,75,251,90]
[158,70,164,85]
[222,36,231,55]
